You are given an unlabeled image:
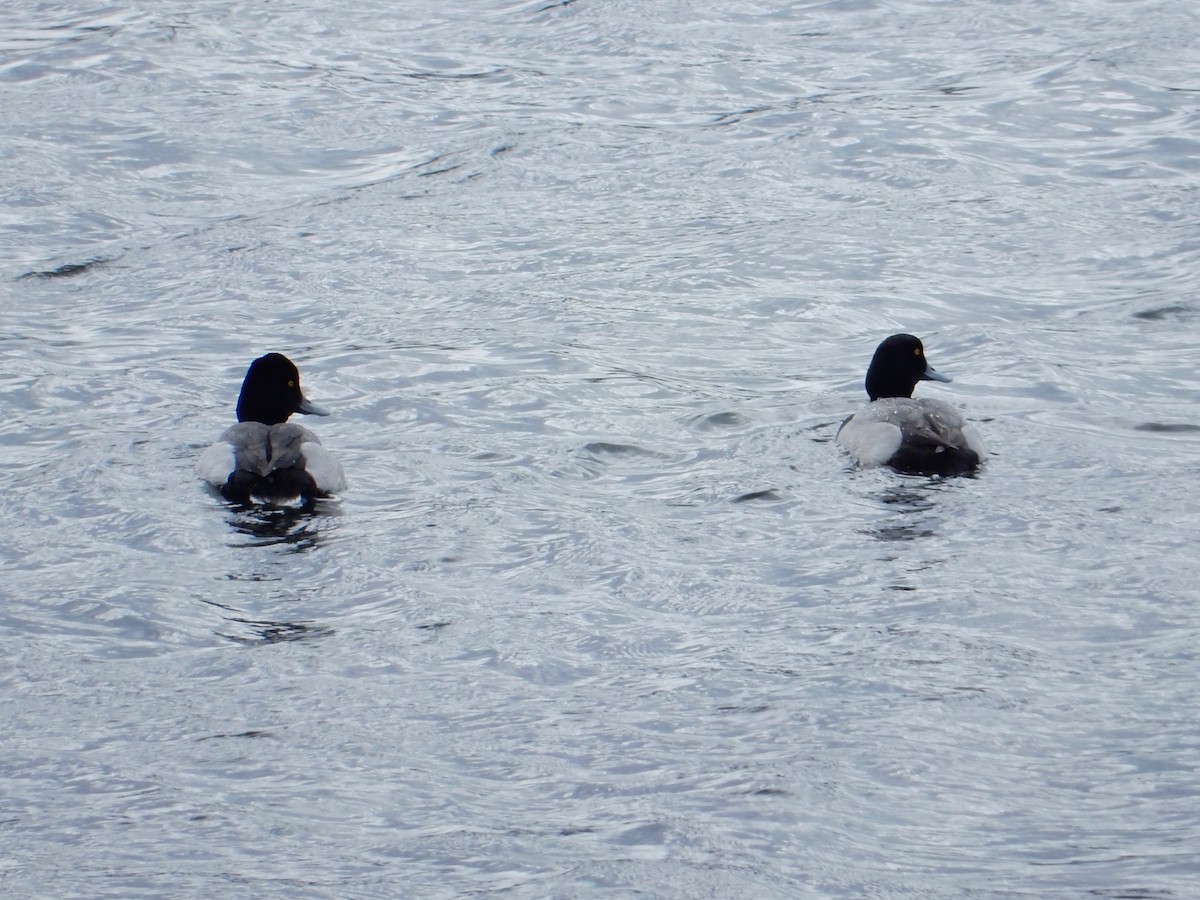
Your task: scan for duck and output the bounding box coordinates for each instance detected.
[197,353,347,502]
[836,334,985,476]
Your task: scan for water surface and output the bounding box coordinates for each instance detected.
[3,0,1199,896]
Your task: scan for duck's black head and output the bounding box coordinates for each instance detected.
[864,333,952,401]
[235,353,330,425]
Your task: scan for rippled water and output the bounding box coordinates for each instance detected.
[4,0,1200,896]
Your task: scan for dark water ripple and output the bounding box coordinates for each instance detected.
[3,0,1200,897]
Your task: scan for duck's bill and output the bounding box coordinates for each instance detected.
[923,365,952,383]
[298,396,331,416]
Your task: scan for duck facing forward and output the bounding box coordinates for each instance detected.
[836,334,985,476]
[197,353,347,503]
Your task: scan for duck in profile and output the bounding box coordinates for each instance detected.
[836,334,985,476]
[197,353,347,503]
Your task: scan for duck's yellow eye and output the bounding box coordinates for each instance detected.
[288,380,296,387]
[914,348,922,356]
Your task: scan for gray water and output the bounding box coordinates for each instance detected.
[3,1,1199,897]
